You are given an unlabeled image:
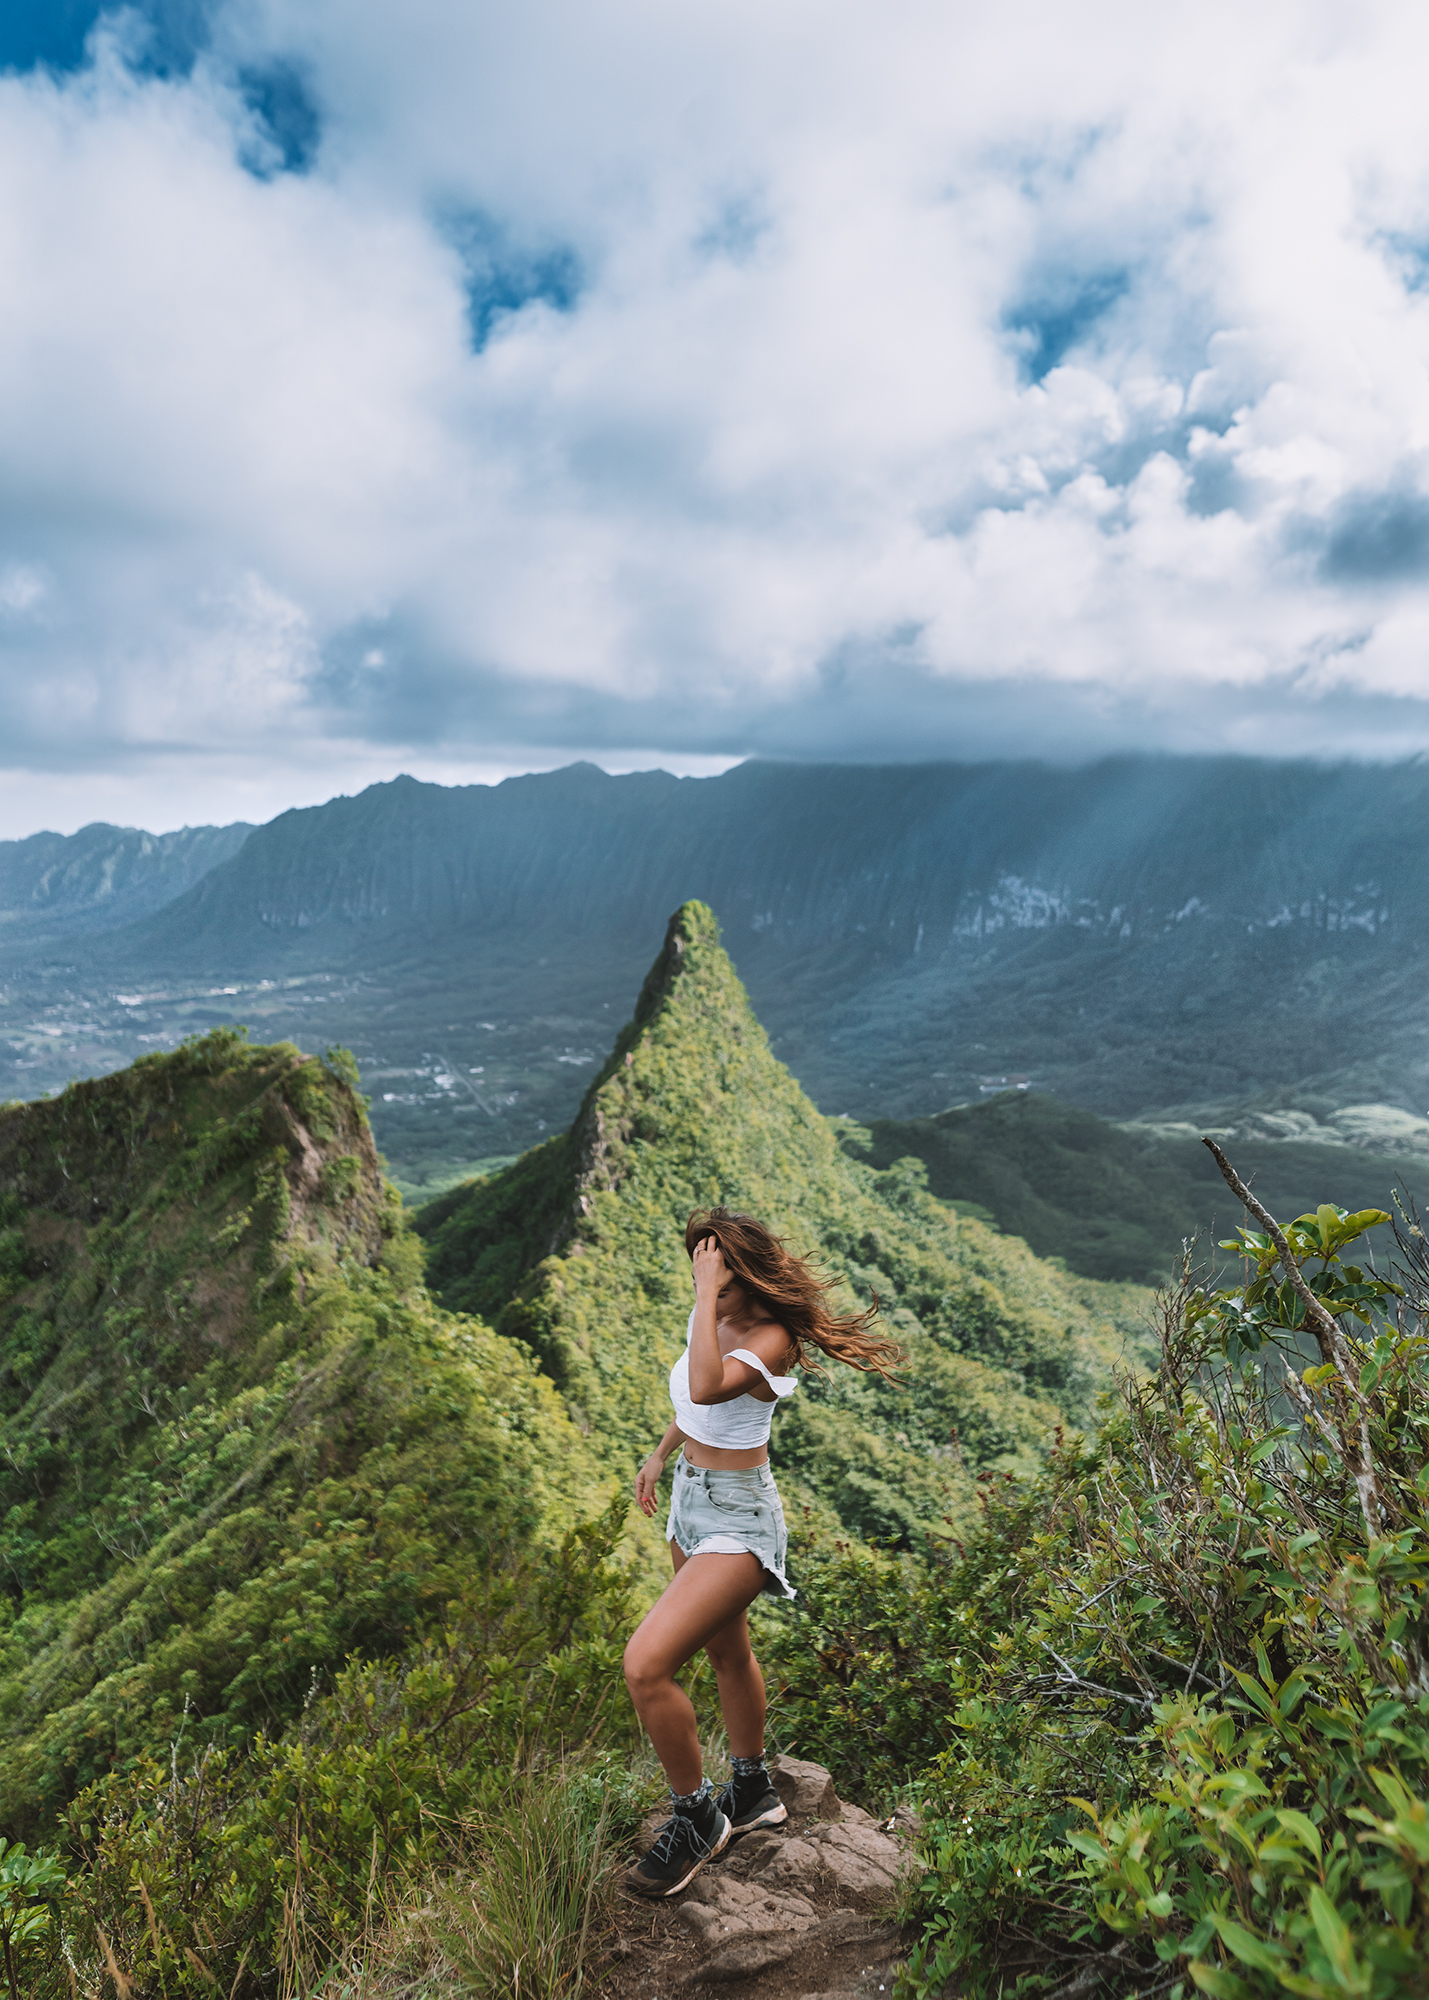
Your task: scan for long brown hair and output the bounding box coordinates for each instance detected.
[684,1207,903,1383]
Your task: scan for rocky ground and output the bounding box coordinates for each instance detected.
[604,1757,918,2000]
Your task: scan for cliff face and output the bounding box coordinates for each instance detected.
[0,819,252,943]
[92,756,1429,957]
[416,902,1151,1548]
[0,1030,601,1830]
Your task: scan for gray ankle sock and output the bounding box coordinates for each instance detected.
[731,1754,767,1778]
[671,1780,711,1810]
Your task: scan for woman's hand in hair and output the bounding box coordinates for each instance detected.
[691,1234,728,1299]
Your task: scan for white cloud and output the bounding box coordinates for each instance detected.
[4,0,1429,832]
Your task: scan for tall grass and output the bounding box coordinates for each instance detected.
[295,1758,656,2000]
[430,1768,621,1999]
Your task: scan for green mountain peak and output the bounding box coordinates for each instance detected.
[418,903,1152,1547]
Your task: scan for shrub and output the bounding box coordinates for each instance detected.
[411,1759,651,2000]
[895,1183,1429,1998]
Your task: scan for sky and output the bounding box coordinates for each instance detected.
[5,0,1429,835]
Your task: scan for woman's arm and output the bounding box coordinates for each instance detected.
[688,1237,791,1403]
[635,1421,685,1517]
[688,1236,726,1402]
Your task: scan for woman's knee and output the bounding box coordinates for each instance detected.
[704,1632,755,1677]
[623,1635,669,1697]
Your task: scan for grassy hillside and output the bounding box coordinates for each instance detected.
[416,903,1154,1550]
[0,1029,608,1833]
[848,1089,1427,1284]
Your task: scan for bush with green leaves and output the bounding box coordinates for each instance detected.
[883,1169,1429,2000]
[0,1838,64,2000]
[758,1167,1429,1997]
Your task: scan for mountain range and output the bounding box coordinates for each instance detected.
[4,755,1427,1241]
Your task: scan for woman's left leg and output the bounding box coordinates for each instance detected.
[702,1605,766,1759]
[624,1550,766,1791]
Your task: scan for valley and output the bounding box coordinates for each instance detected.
[5,754,1429,1246]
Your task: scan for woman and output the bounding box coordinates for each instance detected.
[623,1206,902,1897]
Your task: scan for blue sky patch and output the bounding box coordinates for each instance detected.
[239,60,321,175]
[1375,229,1429,296]
[0,0,215,78]
[1003,266,1131,382]
[441,210,583,352]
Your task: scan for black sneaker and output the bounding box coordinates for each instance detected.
[626,1791,732,1898]
[715,1767,789,1835]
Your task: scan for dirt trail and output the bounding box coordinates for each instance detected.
[604,1756,918,2000]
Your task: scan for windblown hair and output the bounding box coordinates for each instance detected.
[684,1207,903,1383]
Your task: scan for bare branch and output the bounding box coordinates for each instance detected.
[1202,1138,1343,1354]
[1202,1136,1384,1542]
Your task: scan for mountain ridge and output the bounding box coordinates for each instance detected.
[0,819,252,945]
[0,1028,607,1828]
[849,1089,1428,1285]
[5,755,1428,1185]
[68,754,1429,957]
[416,900,1154,1548]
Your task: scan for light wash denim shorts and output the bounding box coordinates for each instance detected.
[666,1461,795,1600]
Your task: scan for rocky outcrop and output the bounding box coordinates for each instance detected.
[611,1757,917,2000]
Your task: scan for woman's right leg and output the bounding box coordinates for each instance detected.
[641,1540,770,1762]
[623,1546,766,1792]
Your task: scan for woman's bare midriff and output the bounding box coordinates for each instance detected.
[680,1439,771,1469]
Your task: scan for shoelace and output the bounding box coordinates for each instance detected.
[647,1806,716,1863]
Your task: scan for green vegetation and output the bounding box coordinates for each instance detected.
[390,1151,521,1207]
[757,1191,1429,1996]
[416,902,1153,1551]
[851,1089,1426,1285]
[12,756,1429,1196]
[10,894,1423,1996]
[0,1838,63,1998]
[0,1028,611,1835]
[41,1503,643,1994]
[415,1760,646,1999]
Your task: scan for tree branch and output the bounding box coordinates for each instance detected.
[1203,1139,1343,1353]
[1202,1136,1383,1541]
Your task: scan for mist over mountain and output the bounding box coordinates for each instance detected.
[4,755,1427,1196]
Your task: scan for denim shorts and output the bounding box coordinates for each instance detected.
[666,1461,795,1600]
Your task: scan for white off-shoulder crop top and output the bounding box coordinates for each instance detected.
[669,1308,798,1449]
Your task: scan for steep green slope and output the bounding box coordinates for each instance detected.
[0,1031,605,1831]
[416,904,1153,1548]
[849,1090,1425,1284]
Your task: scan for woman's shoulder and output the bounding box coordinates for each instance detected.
[737,1316,796,1370]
